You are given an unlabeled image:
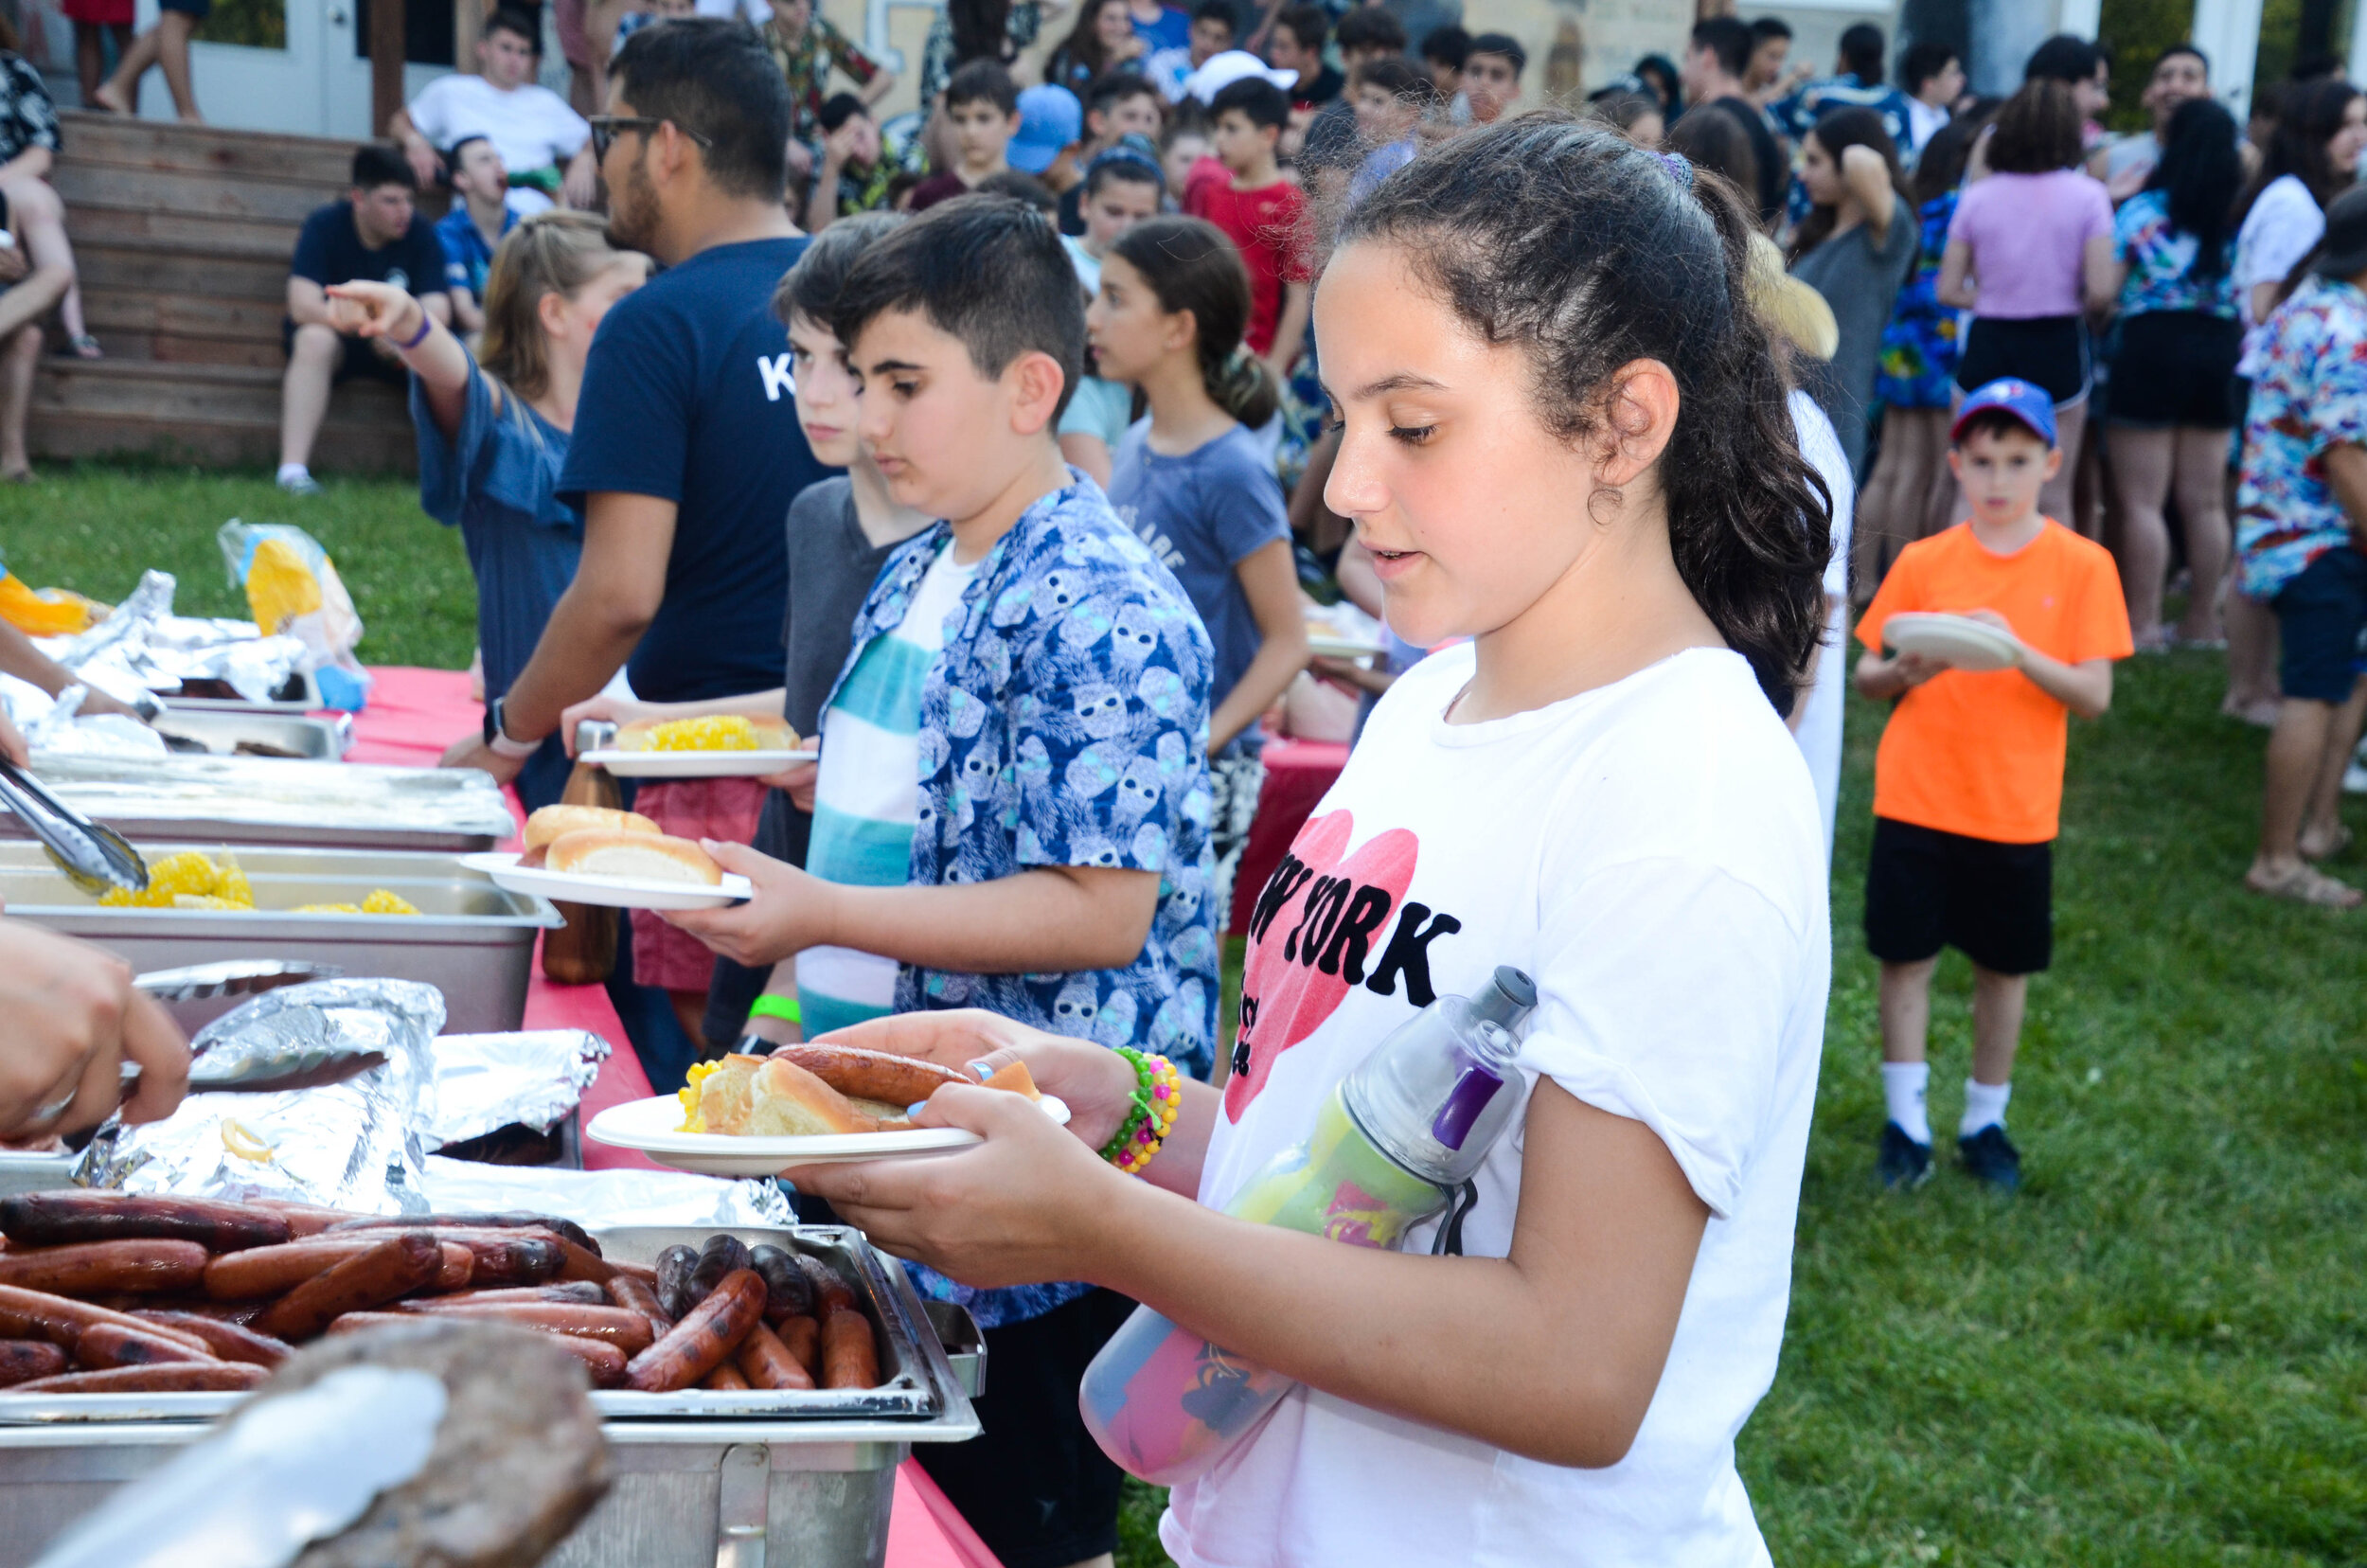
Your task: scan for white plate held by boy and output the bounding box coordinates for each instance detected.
[580,747,818,779]
[585,1092,1075,1174]
[1881,612,2022,673]
[459,851,754,911]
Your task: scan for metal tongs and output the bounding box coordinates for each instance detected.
[0,756,147,895]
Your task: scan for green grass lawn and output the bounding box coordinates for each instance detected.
[6,466,2363,1565]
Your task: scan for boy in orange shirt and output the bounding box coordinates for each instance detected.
[1855,379,2134,1191]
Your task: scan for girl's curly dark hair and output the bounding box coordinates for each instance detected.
[1332,114,1831,714]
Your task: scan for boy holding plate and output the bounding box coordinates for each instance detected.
[1853,378,2132,1192]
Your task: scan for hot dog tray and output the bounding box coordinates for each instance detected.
[4,753,515,853]
[0,1225,983,1568]
[0,845,562,1035]
[146,709,351,760]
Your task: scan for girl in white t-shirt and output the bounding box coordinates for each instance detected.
[788,117,1834,1567]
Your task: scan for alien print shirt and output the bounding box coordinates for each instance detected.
[811,471,1219,1328]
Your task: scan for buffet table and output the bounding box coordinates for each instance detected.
[343,667,1002,1568]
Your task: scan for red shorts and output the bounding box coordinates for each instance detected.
[63,0,135,27]
[627,775,767,993]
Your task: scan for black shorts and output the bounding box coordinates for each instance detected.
[2108,311,2246,428]
[281,318,409,386]
[2270,545,2367,703]
[1864,816,2053,975]
[157,0,209,16]
[912,1289,1132,1568]
[1957,314,2091,407]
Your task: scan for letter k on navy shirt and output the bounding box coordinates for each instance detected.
[559,236,835,703]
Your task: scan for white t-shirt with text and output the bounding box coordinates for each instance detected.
[1164,643,1831,1568]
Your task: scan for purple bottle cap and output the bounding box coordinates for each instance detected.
[1429,1064,1504,1150]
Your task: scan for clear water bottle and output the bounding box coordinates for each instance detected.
[1077,967,1537,1485]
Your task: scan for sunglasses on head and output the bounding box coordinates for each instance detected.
[587,115,715,159]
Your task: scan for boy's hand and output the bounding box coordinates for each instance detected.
[1959,607,2019,641]
[664,841,835,965]
[756,758,817,811]
[556,693,653,754]
[1890,650,1947,686]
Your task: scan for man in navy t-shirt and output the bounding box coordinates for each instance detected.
[444,18,835,779]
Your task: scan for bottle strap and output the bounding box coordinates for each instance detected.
[1430,1180,1480,1257]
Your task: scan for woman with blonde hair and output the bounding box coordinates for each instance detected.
[329,211,650,810]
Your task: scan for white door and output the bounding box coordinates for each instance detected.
[128,0,450,137]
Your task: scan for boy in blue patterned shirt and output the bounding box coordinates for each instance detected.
[669,192,1215,1568]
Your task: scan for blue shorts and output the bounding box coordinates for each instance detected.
[2270,545,2367,704]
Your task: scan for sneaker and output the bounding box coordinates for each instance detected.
[276,472,323,496]
[2346,760,2367,796]
[1958,1125,2022,1191]
[1877,1121,1931,1188]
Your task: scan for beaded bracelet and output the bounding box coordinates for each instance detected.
[1099,1046,1181,1175]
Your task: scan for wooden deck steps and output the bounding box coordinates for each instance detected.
[35,111,431,472]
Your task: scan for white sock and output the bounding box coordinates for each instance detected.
[276,463,310,485]
[1961,1078,2012,1138]
[1880,1061,1931,1145]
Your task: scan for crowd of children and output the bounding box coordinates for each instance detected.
[296,7,2367,1563]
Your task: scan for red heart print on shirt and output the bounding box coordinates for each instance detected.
[1227,810,1436,1121]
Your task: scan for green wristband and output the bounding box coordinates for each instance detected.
[748,993,802,1025]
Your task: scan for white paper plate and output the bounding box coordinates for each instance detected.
[1882,613,2022,673]
[586,1091,1074,1174]
[1308,633,1386,660]
[458,852,753,911]
[582,748,817,779]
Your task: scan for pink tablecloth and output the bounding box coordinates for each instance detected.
[344,668,1001,1568]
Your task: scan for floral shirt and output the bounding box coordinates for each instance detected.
[917,1,1041,110]
[1878,188,1964,411]
[818,472,1219,1327]
[0,55,59,166]
[2235,275,2367,600]
[2114,189,2238,320]
[764,14,880,145]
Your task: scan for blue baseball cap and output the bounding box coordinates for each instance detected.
[1951,378,2057,448]
[1009,85,1083,174]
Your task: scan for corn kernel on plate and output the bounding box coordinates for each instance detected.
[583,714,813,776]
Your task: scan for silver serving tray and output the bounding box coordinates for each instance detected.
[6,754,515,853]
[148,710,350,760]
[0,844,561,1034]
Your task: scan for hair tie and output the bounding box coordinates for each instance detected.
[1653,150,1696,190]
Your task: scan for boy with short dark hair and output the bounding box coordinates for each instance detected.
[1148,0,1233,101]
[806,92,896,231]
[671,192,1216,1568]
[1420,24,1469,98]
[434,134,516,334]
[909,60,1019,210]
[1059,73,1165,232]
[1186,76,1308,375]
[1460,30,1524,123]
[1854,380,2133,1192]
[1268,4,1342,109]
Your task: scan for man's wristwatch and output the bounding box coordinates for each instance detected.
[482,696,542,759]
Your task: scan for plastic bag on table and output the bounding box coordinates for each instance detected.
[0,571,106,636]
[217,520,372,711]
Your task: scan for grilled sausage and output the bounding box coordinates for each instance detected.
[8,1363,267,1395]
[418,1233,563,1290]
[0,1283,213,1353]
[326,1213,599,1253]
[245,1201,365,1238]
[387,1302,654,1354]
[205,1238,471,1300]
[767,1043,967,1108]
[685,1236,752,1304]
[74,1322,212,1369]
[652,1245,699,1321]
[821,1308,879,1390]
[253,1234,442,1343]
[702,1361,750,1391]
[322,1310,630,1386]
[604,1274,672,1340]
[0,1193,291,1253]
[793,1255,858,1317]
[0,1339,65,1387]
[623,1269,764,1393]
[0,1239,208,1296]
[414,1283,606,1307]
[747,1245,813,1324]
[774,1315,820,1378]
[131,1311,292,1368]
[734,1319,815,1392]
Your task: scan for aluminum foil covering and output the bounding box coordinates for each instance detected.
[429,1030,611,1147]
[20,752,518,841]
[17,685,169,760]
[75,980,447,1214]
[420,1154,797,1230]
[34,569,311,704]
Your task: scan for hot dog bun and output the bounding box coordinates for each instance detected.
[545,829,722,885]
[523,804,659,852]
[697,1054,890,1136]
[615,716,800,752]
